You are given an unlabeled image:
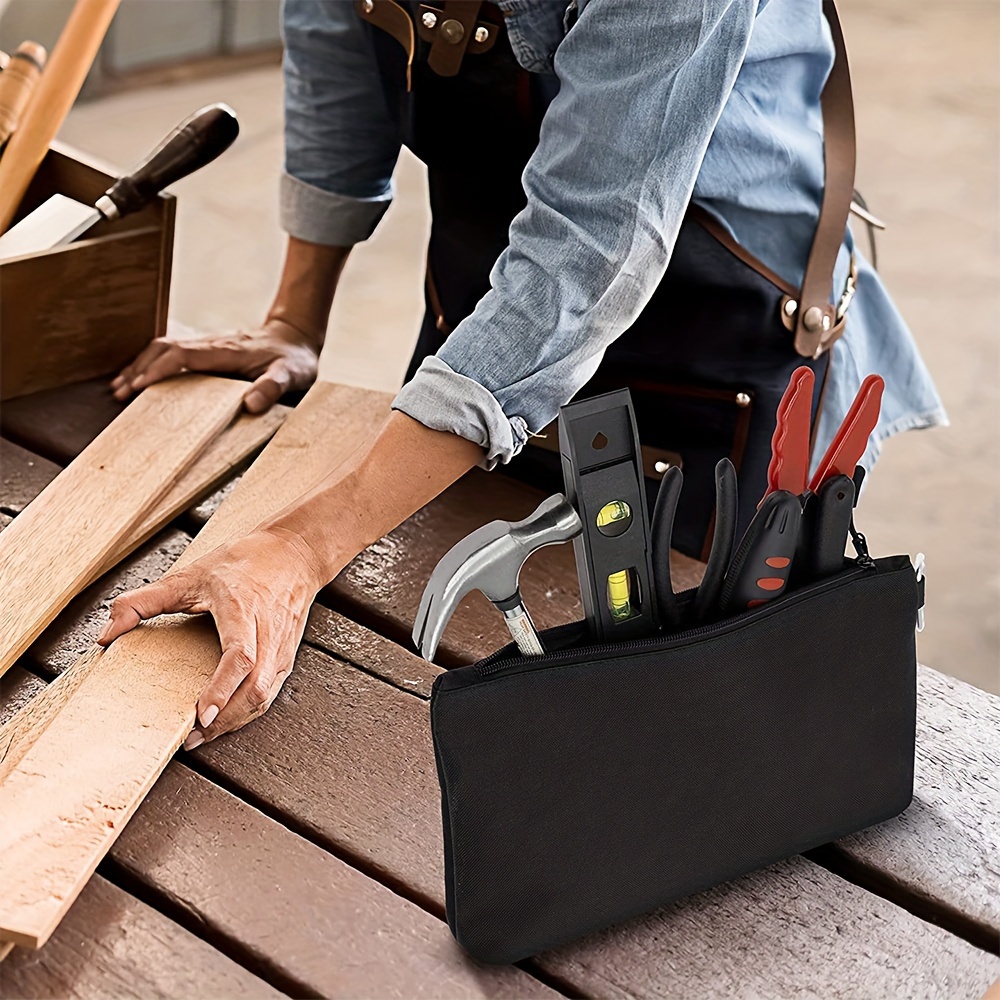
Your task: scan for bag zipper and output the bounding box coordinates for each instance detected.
[476,557,877,678]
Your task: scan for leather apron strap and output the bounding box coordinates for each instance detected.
[793,0,856,358]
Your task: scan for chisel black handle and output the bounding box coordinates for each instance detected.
[101,103,239,219]
[807,474,856,579]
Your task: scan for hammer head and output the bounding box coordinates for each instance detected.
[412,493,582,660]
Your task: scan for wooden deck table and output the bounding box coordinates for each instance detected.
[1,380,997,998]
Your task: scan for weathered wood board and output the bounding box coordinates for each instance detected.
[822,665,1000,945]
[0,875,279,999]
[0,383,391,949]
[110,763,557,999]
[1,395,287,586]
[540,856,998,1000]
[0,375,245,677]
[90,405,289,582]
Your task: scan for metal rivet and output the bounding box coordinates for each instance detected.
[783,298,797,316]
[803,305,825,332]
[363,0,373,12]
[735,392,751,408]
[821,314,832,332]
[439,18,465,43]
[474,25,489,42]
[421,10,437,28]
[654,460,670,474]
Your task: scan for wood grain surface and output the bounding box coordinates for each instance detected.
[1,394,287,585]
[305,603,441,699]
[193,643,445,908]
[0,225,169,401]
[540,856,999,1000]
[0,875,279,999]
[0,375,245,678]
[821,665,1000,944]
[89,405,289,582]
[110,764,557,999]
[0,383,390,949]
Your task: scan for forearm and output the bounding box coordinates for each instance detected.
[262,410,484,585]
[265,236,351,349]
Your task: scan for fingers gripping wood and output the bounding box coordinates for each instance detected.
[0,375,246,679]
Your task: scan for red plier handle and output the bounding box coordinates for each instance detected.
[809,374,884,492]
[763,368,885,501]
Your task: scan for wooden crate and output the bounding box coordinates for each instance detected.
[0,142,174,402]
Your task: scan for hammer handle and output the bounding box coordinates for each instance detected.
[0,0,121,233]
[0,42,46,146]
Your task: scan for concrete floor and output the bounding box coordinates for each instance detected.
[56,0,998,693]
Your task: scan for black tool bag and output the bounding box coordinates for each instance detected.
[430,554,921,964]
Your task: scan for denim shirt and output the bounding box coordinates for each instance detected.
[281,0,946,473]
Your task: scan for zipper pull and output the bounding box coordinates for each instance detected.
[848,518,875,569]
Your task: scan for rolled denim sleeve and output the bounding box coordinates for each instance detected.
[281,0,401,245]
[393,0,757,466]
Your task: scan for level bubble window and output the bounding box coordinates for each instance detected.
[595,500,632,537]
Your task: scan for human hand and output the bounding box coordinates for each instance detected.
[97,527,327,748]
[111,317,321,413]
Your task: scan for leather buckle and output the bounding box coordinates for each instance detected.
[416,2,494,76]
[780,251,857,357]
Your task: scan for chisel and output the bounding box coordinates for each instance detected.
[0,41,47,146]
[0,103,239,262]
[0,0,121,233]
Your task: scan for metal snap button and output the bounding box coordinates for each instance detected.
[439,18,465,43]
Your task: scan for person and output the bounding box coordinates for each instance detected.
[99,0,945,748]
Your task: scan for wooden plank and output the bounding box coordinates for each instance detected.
[110,763,557,999]
[0,530,189,782]
[30,528,192,677]
[196,643,444,909]
[1,396,287,585]
[183,636,1000,995]
[539,856,999,999]
[0,875,279,998]
[0,382,391,949]
[322,468,705,664]
[814,665,1000,947]
[305,603,441,699]
[0,374,246,678]
[89,405,289,583]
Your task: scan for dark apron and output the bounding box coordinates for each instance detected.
[364,3,828,558]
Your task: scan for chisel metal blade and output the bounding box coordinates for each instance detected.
[0,195,99,261]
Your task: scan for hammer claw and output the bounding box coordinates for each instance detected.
[412,493,582,661]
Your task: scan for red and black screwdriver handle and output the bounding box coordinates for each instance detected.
[719,490,803,615]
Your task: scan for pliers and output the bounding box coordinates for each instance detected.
[718,367,884,615]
